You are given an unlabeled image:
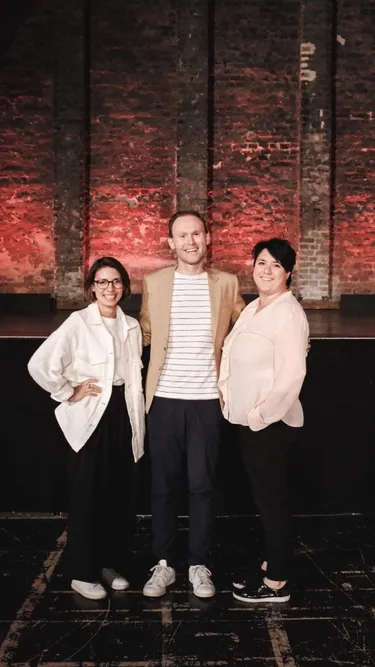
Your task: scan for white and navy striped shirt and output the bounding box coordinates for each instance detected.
[155,272,219,400]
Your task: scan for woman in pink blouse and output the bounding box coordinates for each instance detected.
[218,238,309,604]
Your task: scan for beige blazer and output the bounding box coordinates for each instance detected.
[140,265,245,412]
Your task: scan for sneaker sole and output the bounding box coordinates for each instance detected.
[111,581,130,591]
[190,582,216,600]
[233,591,290,603]
[143,575,176,598]
[143,588,167,598]
[71,582,107,600]
[191,588,216,599]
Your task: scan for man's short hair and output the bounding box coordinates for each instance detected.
[168,210,209,237]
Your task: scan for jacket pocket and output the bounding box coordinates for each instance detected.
[89,348,107,365]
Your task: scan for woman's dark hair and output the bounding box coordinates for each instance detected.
[84,256,131,303]
[168,210,209,237]
[252,238,296,288]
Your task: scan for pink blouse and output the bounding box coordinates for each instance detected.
[218,291,309,431]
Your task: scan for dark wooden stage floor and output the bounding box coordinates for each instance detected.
[1,515,375,666]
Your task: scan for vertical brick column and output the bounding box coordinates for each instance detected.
[54,0,88,305]
[212,0,300,289]
[298,0,334,301]
[176,0,209,213]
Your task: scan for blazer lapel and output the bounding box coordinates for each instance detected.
[158,266,175,345]
[207,269,221,343]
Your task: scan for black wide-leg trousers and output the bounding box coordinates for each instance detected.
[239,420,300,582]
[147,396,222,566]
[65,385,136,582]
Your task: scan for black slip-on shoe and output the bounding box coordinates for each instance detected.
[232,579,247,590]
[232,568,267,590]
[233,582,290,603]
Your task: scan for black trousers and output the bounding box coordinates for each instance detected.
[239,421,299,581]
[147,396,222,566]
[65,385,136,582]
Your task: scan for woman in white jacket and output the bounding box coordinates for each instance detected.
[28,257,145,600]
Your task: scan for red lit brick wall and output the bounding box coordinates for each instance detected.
[89,0,178,293]
[333,0,375,298]
[0,1,375,302]
[211,0,301,292]
[0,3,55,293]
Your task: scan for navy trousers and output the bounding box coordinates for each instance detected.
[147,396,222,566]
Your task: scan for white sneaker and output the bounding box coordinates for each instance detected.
[71,579,107,600]
[189,565,216,598]
[101,568,130,591]
[143,560,176,597]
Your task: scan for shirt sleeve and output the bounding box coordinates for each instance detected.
[247,311,309,431]
[27,320,75,402]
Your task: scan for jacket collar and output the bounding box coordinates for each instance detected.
[206,268,221,340]
[206,267,220,282]
[87,302,137,332]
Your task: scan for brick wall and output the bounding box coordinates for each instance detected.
[212,0,301,292]
[0,1,55,293]
[0,0,374,302]
[333,0,375,298]
[89,0,178,293]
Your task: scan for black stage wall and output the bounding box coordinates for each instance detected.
[1,335,375,516]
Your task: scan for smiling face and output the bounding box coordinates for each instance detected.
[253,248,290,298]
[91,266,124,316]
[168,214,210,273]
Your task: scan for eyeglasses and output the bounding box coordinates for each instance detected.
[94,279,123,290]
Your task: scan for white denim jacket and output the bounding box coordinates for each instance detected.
[27,302,145,460]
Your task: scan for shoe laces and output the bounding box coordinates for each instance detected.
[190,565,212,585]
[149,563,171,586]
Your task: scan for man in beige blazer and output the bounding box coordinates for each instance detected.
[140,210,245,598]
